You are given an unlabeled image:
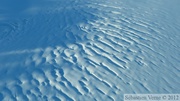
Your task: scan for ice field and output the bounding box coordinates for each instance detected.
[0,0,180,100]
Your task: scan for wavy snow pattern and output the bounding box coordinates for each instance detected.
[0,0,180,101]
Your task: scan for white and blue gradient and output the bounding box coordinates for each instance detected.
[0,0,179,100]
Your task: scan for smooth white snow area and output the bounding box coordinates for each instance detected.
[0,0,179,100]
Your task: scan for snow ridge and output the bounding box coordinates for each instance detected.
[0,0,179,101]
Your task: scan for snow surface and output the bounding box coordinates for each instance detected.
[0,0,180,100]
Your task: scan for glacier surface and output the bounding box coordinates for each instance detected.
[0,0,179,100]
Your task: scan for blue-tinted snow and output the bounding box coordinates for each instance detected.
[0,0,179,100]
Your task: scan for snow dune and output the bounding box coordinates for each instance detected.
[0,0,179,100]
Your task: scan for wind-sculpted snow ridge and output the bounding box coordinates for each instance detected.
[0,0,179,101]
